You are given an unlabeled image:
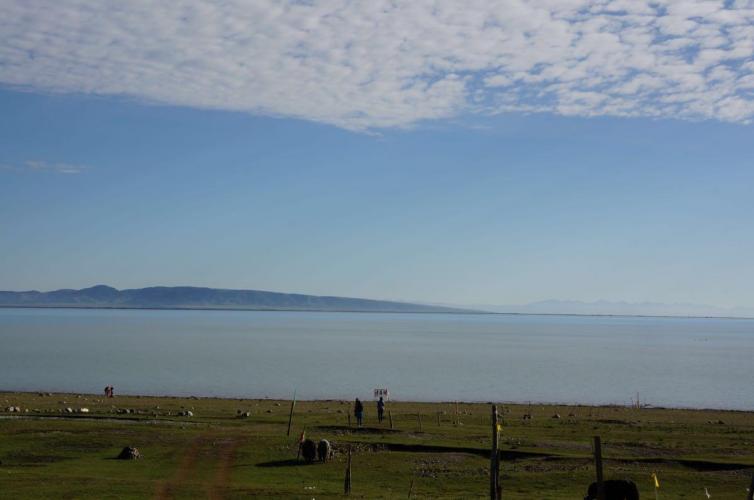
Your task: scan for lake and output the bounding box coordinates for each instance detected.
[0,307,752,409]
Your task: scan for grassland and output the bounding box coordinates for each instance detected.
[1,391,753,499]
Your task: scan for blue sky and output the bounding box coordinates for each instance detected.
[1,1,754,309]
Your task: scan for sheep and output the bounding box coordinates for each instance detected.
[301,439,317,463]
[584,479,640,500]
[317,439,332,463]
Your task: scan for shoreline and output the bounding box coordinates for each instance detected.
[2,304,754,320]
[3,389,752,414]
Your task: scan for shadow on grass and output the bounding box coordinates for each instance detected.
[255,459,313,468]
[315,425,400,434]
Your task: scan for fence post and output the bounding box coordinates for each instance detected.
[418,413,422,432]
[437,411,441,427]
[593,436,605,500]
[490,405,500,499]
[286,399,295,436]
[344,444,352,495]
[389,410,394,429]
[747,473,754,500]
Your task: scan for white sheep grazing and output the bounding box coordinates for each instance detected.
[317,439,332,462]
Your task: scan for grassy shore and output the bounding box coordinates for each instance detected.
[1,392,753,499]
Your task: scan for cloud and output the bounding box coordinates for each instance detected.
[1,160,87,174]
[1,1,753,130]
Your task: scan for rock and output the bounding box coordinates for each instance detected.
[238,411,251,418]
[552,413,561,419]
[65,407,74,413]
[79,408,90,413]
[116,447,141,460]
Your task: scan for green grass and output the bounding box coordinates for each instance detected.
[1,392,753,498]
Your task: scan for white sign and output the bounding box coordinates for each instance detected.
[373,388,389,400]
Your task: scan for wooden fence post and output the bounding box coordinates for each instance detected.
[344,444,352,495]
[286,399,296,436]
[490,405,500,500]
[437,411,441,427]
[593,436,605,500]
[746,473,754,500]
[418,413,422,432]
[389,410,394,429]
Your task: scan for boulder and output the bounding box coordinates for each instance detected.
[116,447,141,460]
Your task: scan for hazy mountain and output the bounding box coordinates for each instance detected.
[466,299,754,318]
[0,285,471,313]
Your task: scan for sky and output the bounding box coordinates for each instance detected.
[1,1,753,310]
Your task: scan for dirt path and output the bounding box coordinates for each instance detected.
[153,433,211,500]
[153,433,243,500]
[207,437,242,500]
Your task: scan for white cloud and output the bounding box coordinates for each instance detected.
[1,160,87,174]
[1,0,753,130]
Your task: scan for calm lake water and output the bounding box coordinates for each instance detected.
[0,307,752,409]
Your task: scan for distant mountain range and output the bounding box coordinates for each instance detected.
[0,285,471,313]
[464,299,754,319]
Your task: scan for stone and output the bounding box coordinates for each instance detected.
[116,447,141,460]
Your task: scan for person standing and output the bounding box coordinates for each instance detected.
[354,398,364,427]
[377,396,385,423]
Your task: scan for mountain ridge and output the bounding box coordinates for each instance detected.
[458,299,754,319]
[0,285,473,313]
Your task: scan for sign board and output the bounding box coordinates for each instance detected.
[373,388,389,400]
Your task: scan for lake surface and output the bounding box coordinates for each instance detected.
[0,307,752,409]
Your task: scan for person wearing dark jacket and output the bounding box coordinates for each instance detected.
[354,398,364,426]
[377,396,385,423]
